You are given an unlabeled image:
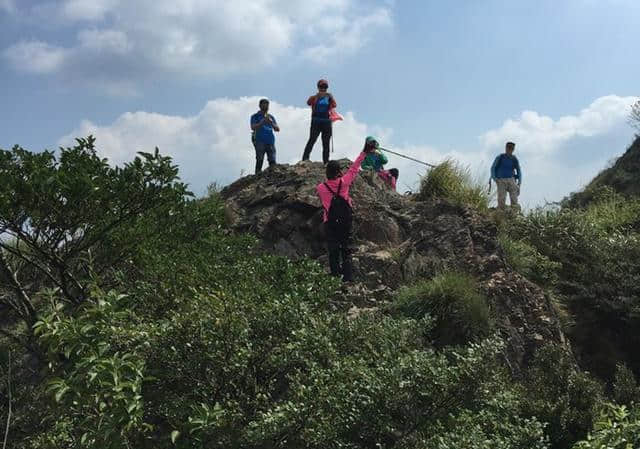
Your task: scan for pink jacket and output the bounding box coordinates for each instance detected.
[316,151,367,222]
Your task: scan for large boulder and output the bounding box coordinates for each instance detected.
[221,159,568,371]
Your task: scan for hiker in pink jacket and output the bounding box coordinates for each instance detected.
[316,137,376,281]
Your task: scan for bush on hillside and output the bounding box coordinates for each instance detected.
[499,235,561,288]
[502,193,640,380]
[572,403,640,449]
[392,272,493,347]
[613,363,640,406]
[521,345,604,449]
[417,159,491,211]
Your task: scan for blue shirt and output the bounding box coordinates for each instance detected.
[491,153,522,182]
[250,111,277,145]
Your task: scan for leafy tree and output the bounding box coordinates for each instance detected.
[0,136,190,328]
[572,404,640,449]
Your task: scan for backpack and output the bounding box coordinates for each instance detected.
[313,95,331,120]
[324,180,352,233]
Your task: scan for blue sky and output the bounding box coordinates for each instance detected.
[1,0,638,206]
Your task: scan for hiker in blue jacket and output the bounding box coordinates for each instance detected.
[490,141,522,210]
[250,98,280,174]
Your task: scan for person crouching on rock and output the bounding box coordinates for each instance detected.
[360,136,399,191]
[316,138,375,282]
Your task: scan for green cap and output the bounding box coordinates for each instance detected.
[365,136,379,148]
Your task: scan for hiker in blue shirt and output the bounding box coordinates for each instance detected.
[250,98,280,174]
[490,141,522,210]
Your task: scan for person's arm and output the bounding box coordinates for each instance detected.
[378,151,388,165]
[514,158,522,185]
[341,151,368,187]
[490,155,499,180]
[250,115,265,131]
[307,95,316,107]
[328,94,337,109]
[270,115,280,132]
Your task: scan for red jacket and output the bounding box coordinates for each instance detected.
[316,151,366,222]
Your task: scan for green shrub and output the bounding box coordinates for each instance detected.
[392,272,493,346]
[503,196,640,380]
[499,234,561,287]
[418,158,491,211]
[613,363,640,406]
[521,345,604,449]
[572,403,640,449]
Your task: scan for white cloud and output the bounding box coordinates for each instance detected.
[78,29,131,54]
[0,0,15,13]
[3,41,69,74]
[59,97,372,194]
[480,95,639,207]
[61,0,117,21]
[59,97,457,196]
[481,95,638,157]
[301,7,393,60]
[4,0,393,91]
[59,95,638,207]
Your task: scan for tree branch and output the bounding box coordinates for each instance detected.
[2,350,11,449]
[0,250,36,324]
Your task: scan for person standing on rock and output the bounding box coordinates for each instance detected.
[250,98,280,174]
[302,79,337,164]
[491,141,522,210]
[316,138,375,282]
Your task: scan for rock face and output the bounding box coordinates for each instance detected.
[221,159,567,371]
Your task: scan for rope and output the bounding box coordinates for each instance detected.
[378,147,436,168]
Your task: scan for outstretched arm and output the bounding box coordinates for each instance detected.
[341,151,368,188]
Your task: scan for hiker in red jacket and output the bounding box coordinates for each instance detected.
[316,137,376,281]
[302,79,337,164]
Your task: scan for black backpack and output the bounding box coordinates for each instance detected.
[324,180,352,232]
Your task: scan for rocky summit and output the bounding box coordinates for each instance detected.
[221,158,568,372]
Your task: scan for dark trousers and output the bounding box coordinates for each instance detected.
[302,120,332,164]
[326,223,353,282]
[255,142,276,174]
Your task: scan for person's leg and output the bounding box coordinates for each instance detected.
[496,179,507,209]
[320,121,333,164]
[302,122,322,161]
[508,178,521,212]
[326,224,341,277]
[340,228,354,282]
[255,142,266,174]
[266,144,276,167]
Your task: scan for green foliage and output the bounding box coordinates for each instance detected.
[521,345,604,449]
[572,404,640,449]
[0,136,191,324]
[613,363,640,406]
[502,192,640,379]
[499,235,561,287]
[392,272,493,346]
[398,390,549,449]
[417,159,491,211]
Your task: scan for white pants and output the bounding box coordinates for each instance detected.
[496,178,520,210]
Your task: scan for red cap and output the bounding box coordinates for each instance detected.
[317,79,329,87]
